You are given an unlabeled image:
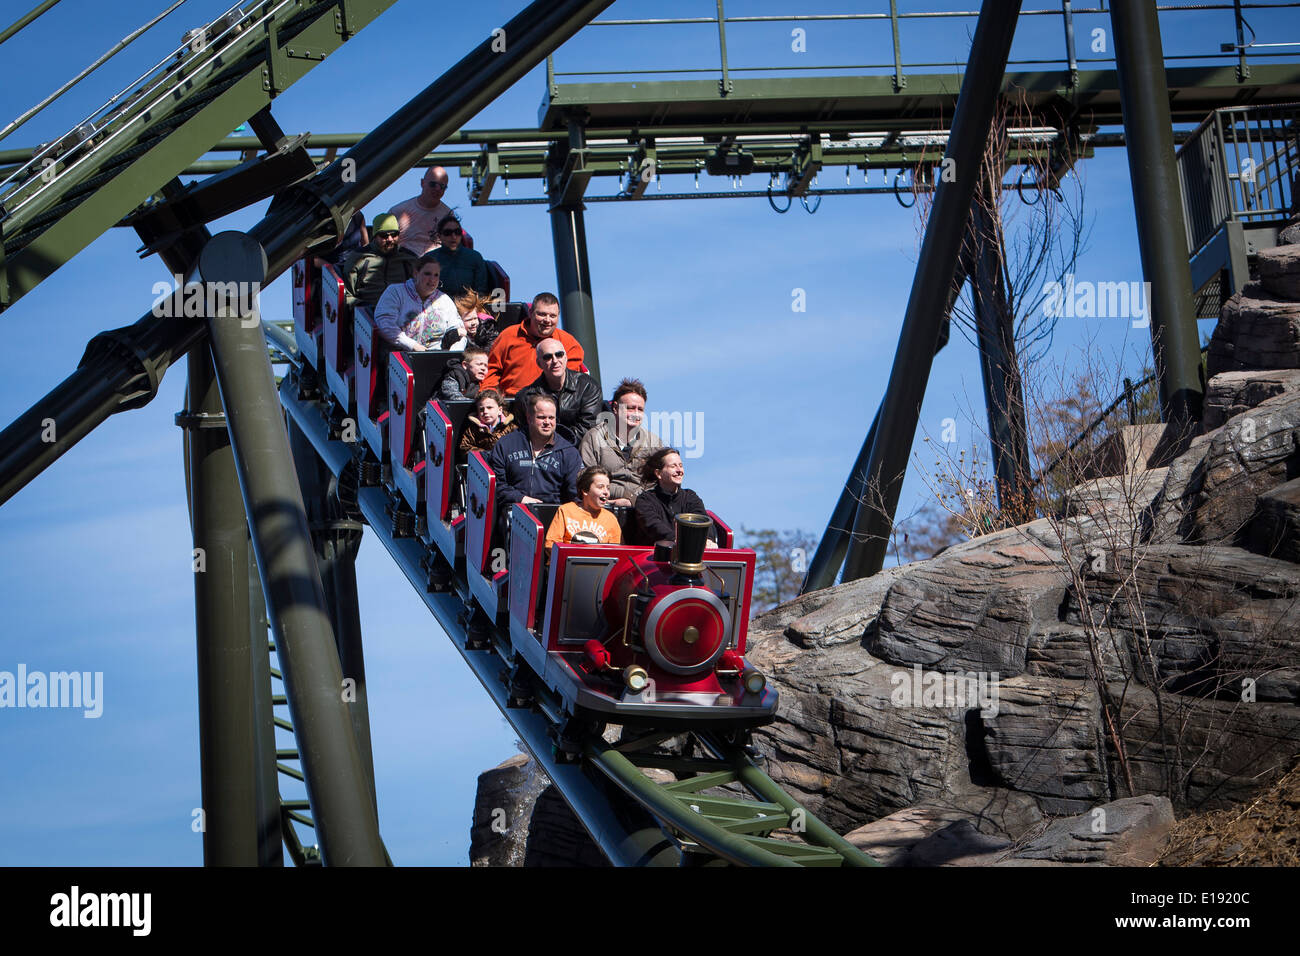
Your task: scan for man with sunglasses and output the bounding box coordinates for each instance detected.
[514,337,603,446]
[340,213,417,309]
[430,215,491,298]
[387,166,453,256]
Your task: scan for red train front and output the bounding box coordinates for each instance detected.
[500,501,778,729]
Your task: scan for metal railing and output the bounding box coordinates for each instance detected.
[546,1,1300,94]
[1177,102,1300,256]
[1031,346,1209,488]
[0,0,283,227]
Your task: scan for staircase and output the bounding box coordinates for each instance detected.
[0,0,398,312]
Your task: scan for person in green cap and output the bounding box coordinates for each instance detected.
[340,214,418,309]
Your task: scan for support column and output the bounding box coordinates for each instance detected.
[201,230,385,866]
[245,538,285,866]
[288,418,376,806]
[968,183,1032,518]
[1109,0,1204,429]
[841,0,1023,583]
[548,114,601,386]
[185,347,263,865]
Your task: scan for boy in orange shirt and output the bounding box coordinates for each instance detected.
[545,466,622,550]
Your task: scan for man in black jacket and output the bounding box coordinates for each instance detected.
[515,338,603,446]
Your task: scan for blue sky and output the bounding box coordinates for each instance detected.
[0,0,1287,865]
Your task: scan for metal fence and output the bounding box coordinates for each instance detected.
[547,2,1300,94]
[1178,102,1300,257]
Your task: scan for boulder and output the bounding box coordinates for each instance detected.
[1116,684,1300,810]
[844,788,1043,866]
[906,819,1012,866]
[1257,242,1300,300]
[750,564,908,650]
[980,676,1109,814]
[1206,287,1300,376]
[470,753,608,866]
[469,753,549,866]
[870,529,1068,678]
[522,784,609,867]
[1012,795,1175,865]
[1068,544,1300,702]
[1146,389,1300,544]
[1248,476,1300,565]
[745,643,973,829]
[1084,424,1166,478]
[1202,369,1300,431]
[1064,467,1168,548]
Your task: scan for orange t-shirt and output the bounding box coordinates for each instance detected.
[545,501,622,550]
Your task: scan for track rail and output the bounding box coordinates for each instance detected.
[276,343,874,867]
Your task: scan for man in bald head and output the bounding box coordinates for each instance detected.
[387,166,454,257]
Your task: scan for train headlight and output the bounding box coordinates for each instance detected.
[642,588,731,675]
[624,666,649,693]
[743,668,766,695]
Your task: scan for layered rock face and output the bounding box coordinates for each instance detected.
[470,240,1300,866]
[743,240,1300,865]
[469,752,607,867]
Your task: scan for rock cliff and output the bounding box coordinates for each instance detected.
[469,238,1300,865]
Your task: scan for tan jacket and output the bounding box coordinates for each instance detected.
[579,420,664,502]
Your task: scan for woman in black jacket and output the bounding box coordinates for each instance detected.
[632,447,718,547]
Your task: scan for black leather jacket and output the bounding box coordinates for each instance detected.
[515,370,603,446]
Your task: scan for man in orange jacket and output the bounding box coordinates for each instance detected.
[482,292,585,396]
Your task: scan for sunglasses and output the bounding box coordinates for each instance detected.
[440,227,462,236]
[541,352,566,362]
[424,180,448,189]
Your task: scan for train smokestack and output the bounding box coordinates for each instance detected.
[671,513,712,578]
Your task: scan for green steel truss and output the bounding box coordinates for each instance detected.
[0,0,399,312]
[589,731,876,867]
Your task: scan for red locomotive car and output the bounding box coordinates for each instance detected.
[292,256,778,732]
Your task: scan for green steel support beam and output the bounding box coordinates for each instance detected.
[539,64,1300,130]
[184,345,267,866]
[1109,1,1204,431]
[201,230,384,866]
[246,537,285,867]
[548,114,601,386]
[0,0,64,49]
[842,0,1023,583]
[802,267,960,593]
[968,177,1031,516]
[723,752,878,867]
[287,417,377,806]
[588,741,800,867]
[168,214,282,866]
[0,0,399,312]
[0,0,618,509]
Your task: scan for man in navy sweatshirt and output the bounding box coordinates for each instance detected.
[487,394,581,510]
